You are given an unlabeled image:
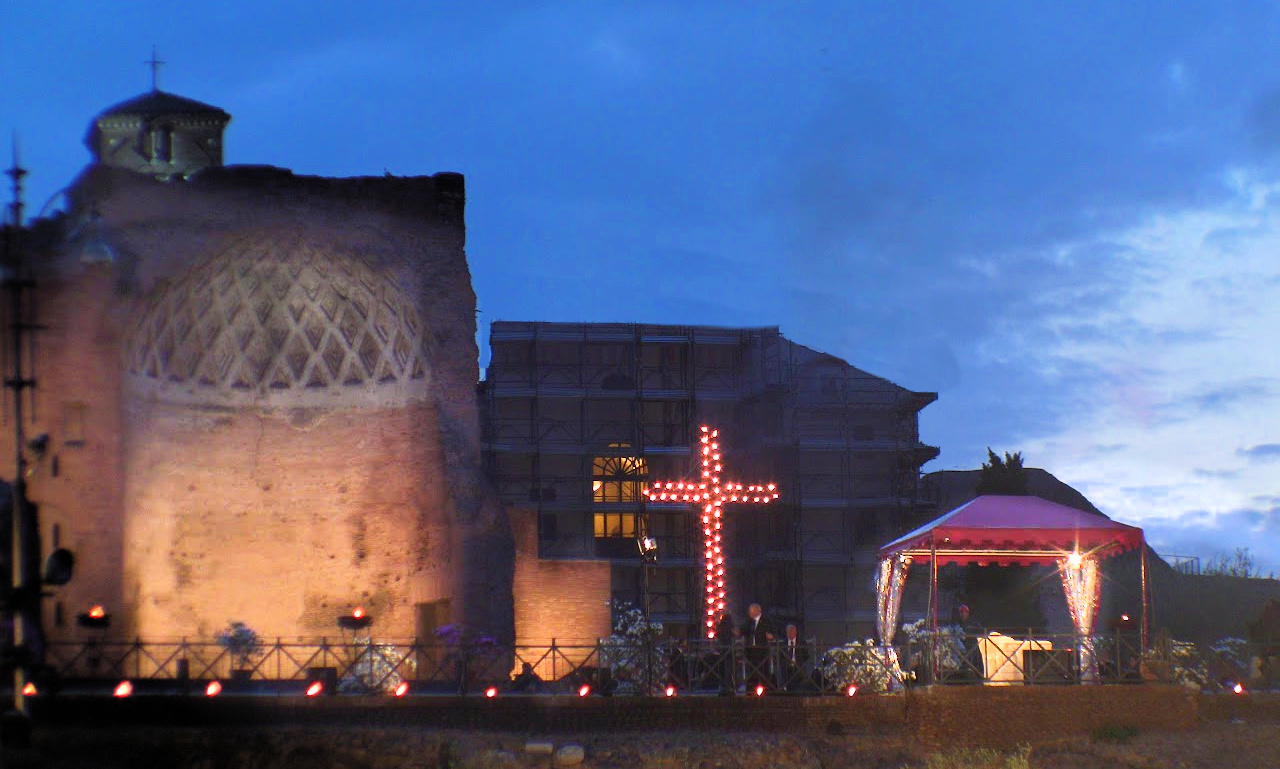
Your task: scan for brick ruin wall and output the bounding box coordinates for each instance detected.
[7,164,513,644]
[509,504,611,667]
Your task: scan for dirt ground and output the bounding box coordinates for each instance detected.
[3,718,1278,768]
[516,721,1280,769]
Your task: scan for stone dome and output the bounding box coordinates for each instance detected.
[125,231,429,406]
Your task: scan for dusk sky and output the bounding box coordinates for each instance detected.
[4,2,1279,575]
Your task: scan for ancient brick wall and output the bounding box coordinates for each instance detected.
[120,401,452,640]
[509,505,611,649]
[11,263,129,641]
[3,164,512,645]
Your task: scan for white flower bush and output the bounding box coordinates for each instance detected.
[1167,640,1210,690]
[901,618,965,675]
[599,599,664,695]
[339,638,417,694]
[1208,637,1252,687]
[820,639,895,693]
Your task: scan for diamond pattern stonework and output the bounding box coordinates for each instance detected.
[125,232,429,404]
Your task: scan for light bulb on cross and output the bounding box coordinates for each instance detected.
[643,425,779,639]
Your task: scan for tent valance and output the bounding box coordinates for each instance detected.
[879,495,1144,566]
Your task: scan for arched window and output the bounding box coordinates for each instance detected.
[592,445,647,538]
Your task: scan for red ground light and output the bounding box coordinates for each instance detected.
[206,681,222,696]
[306,681,324,697]
[114,681,133,698]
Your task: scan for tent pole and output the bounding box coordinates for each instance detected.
[929,540,938,633]
[929,539,938,683]
[1140,543,1149,652]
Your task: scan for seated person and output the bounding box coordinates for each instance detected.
[508,662,544,693]
[777,624,814,691]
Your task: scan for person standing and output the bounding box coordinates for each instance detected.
[741,603,774,689]
[714,609,737,694]
[951,604,985,681]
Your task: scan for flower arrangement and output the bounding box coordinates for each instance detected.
[599,599,664,694]
[820,639,895,693]
[339,637,418,694]
[1143,638,1209,689]
[216,621,263,670]
[1208,637,1251,689]
[901,618,965,675]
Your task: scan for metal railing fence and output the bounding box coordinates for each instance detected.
[22,630,1199,695]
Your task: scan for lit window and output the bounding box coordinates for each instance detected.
[592,449,647,503]
[593,512,638,539]
[592,445,647,539]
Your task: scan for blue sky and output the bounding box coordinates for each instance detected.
[4,1,1279,575]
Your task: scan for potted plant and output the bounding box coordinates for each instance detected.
[217,621,263,682]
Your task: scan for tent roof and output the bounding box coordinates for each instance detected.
[880,495,1144,566]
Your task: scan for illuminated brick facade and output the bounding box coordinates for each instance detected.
[6,88,513,644]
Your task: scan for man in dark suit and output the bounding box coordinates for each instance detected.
[777,623,811,691]
[741,603,774,689]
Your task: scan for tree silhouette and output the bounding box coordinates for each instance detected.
[1204,547,1274,579]
[975,448,1029,496]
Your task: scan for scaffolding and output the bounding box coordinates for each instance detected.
[482,321,938,645]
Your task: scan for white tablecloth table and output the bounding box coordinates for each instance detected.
[978,633,1054,684]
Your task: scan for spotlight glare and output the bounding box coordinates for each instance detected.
[114,680,133,698]
[483,686,498,698]
[1234,683,1245,695]
[578,684,591,697]
[846,684,858,697]
[755,684,765,697]
[205,680,222,697]
[1120,614,1130,622]
[395,682,411,697]
[664,685,676,697]
[352,606,365,619]
[88,604,107,619]
[306,681,324,697]
[21,682,36,696]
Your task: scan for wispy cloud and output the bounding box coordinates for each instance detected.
[1008,173,1280,574]
[1238,443,1280,460]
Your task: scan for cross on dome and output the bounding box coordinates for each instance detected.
[144,45,165,91]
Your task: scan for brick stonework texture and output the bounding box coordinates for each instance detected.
[9,164,513,644]
[510,505,611,654]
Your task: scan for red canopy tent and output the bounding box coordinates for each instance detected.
[880,494,1144,564]
[874,495,1147,683]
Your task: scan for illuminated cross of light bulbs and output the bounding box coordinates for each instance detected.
[643,425,779,639]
